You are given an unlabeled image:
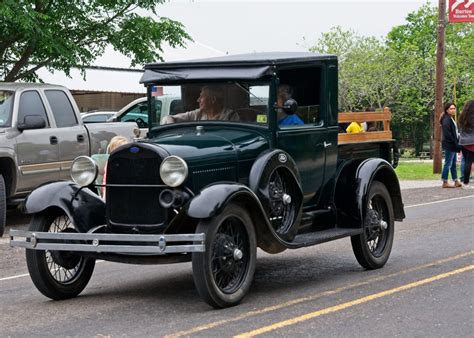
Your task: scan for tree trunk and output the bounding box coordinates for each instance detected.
[433,0,446,174]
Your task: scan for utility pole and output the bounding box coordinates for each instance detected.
[433,0,446,174]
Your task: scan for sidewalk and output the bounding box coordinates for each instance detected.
[399,180,441,190]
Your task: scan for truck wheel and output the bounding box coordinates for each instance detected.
[26,210,95,300]
[192,203,256,308]
[351,181,394,269]
[267,168,298,241]
[0,174,5,237]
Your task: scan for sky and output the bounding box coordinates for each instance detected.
[155,0,438,55]
[39,0,439,93]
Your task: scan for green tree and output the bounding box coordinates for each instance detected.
[310,26,393,112]
[309,4,473,153]
[386,3,473,152]
[0,0,191,82]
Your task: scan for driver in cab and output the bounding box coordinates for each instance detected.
[162,86,239,124]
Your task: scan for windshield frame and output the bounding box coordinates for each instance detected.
[0,90,15,128]
[146,79,273,131]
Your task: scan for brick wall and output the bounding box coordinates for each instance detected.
[71,91,145,112]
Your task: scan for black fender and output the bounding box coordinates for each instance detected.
[22,181,105,232]
[356,158,405,222]
[248,149,303,236]
[187,182,287,254]
[335,158,405,228]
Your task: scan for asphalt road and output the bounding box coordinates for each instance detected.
[0,187,473,337]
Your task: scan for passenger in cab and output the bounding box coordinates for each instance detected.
[277,84,304,126]
[162,86,239,124]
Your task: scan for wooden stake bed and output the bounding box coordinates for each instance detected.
[338,108,393,144]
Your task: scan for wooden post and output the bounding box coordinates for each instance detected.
[433,0,446,174]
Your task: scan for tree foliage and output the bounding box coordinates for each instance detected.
[309,4,473,152]
[0,0,191,82]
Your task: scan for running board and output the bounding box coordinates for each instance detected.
[288,228,362,248]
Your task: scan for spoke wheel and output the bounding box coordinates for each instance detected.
[192,203,256,308]
[26,210,95,300]
[351,181,394,269]
[267,168,297,241]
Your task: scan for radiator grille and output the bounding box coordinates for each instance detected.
[106,145,166,227]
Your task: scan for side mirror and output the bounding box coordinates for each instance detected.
[282,99,298,115]
[17,115,46,131]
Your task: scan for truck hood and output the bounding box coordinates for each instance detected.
[147,126,269,166]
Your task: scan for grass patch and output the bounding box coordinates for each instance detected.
[395,162,442,180]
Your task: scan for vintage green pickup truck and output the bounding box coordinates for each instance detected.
[10,53,405,308]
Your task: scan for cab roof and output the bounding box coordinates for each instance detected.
[140,52,336,85]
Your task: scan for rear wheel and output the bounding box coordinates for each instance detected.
[26,210,95,300]
[0,174,5,237]
[192,203,256,308]
[351,181,394,269]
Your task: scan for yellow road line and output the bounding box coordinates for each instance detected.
[164,251,472,338]
[235,265,474,338]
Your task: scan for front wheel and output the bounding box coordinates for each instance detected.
[26,210,95,300]
[192,203,256,308]
[351,181,394,269]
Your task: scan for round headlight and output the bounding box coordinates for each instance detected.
[70,156,98,187]
[160,156,188,187]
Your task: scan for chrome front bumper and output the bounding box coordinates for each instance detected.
[10,230,205,255]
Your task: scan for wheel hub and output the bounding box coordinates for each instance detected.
[50,250,81,270]
[233,248,243,261]
[50,228,81,269]
[215,235,239,273]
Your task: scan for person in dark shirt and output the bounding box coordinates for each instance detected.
[440,102,462,188]
[458,99,474,188]
[277,84,304,126]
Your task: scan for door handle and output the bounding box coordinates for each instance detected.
[50,136,58,145]
[77,134,85,142]
[324,141,332,148]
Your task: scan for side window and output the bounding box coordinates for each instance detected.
[121,101,151,123]
[18,91,49,127]
[83,114,107,123]
[277,67,322,128]
[44,90,78,127]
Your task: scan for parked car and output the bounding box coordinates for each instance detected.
[0,83,138,236]
[81,111,116,123]
[111,95,182,136]
[11,53,405,308]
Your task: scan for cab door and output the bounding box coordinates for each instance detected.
[43,89,88,180]
[277,122,327,205]
[15,90,59,192]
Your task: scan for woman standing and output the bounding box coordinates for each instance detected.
[440,103,462,188]
[458,100,474,188]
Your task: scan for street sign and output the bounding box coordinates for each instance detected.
[448,0,474,22]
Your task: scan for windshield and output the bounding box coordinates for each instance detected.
[0,90,14,127]
[148,81,270,129]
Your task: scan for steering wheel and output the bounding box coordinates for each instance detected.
[135,118,147,128]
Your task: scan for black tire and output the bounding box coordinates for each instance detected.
[192,203,256,308]
[0,174,5,237]
[351,181,395,269]
[26,210,95,300]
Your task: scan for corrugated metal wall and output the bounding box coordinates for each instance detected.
[71,91,145,112]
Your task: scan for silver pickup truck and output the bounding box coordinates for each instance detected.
[0,83,138,236]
